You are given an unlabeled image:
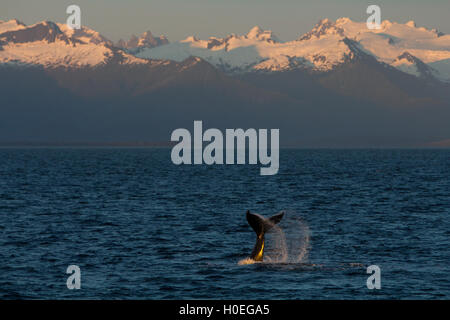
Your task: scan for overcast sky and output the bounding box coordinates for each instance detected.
[2,0,450,42]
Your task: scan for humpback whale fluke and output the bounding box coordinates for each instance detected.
[246,210,284,261]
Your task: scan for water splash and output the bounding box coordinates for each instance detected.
[293,216,310,263]
[264,224,288,263]
[237,258,258,265]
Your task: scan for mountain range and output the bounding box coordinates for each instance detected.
[1,18,450,147]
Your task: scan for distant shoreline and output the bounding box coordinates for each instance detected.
[0,142,176,147]
[0,142,448,149]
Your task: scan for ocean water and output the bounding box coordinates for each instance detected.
[0,148,449,299]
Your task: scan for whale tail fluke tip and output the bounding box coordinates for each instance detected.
[246,210,284,236]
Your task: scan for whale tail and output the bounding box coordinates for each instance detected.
[246,210,284,261]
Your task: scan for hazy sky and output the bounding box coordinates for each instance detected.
[2,0,450,42]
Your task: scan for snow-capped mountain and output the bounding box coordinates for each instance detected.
[0,19,146,67]
[1,18,450,147]
[116,31,169,53]
[136,18,450,82]
[0,19,26,34]
[1,18,449,82]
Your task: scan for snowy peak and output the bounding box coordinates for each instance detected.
[0,19,147,68]
[181,25,279,47]
[392,51,438,80]
[298,19,345,41]
[247,26,263,38]
[405,20,416,28]
[117,30,169,51]
[0,20,111,46]
[58,23,112,46]
[0,21,74,45]
[0,19,26,34]
[246,26,280,43]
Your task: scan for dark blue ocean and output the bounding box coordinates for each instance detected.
[0,148,449,299]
